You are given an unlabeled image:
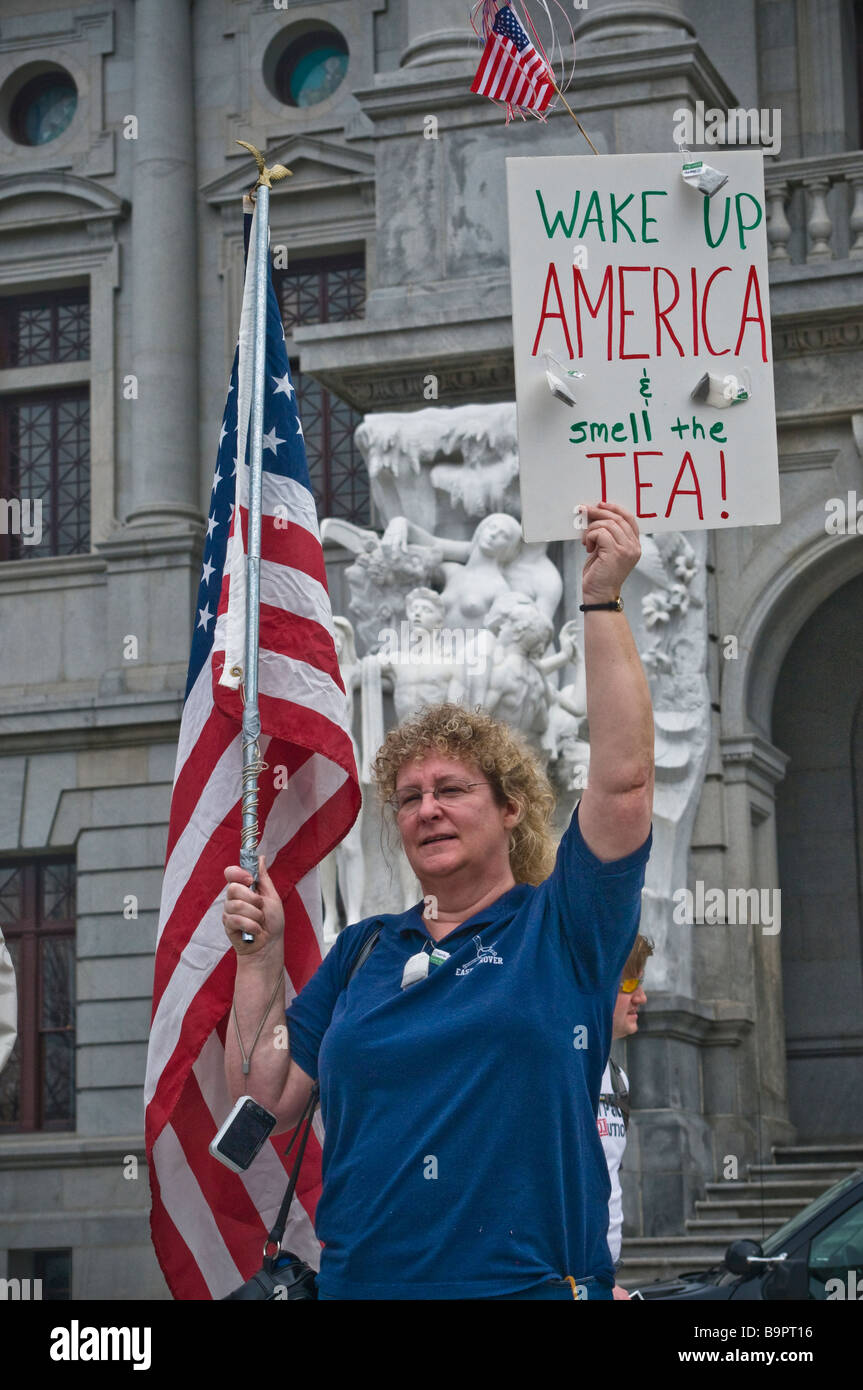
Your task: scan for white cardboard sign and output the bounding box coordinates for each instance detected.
[506,152,780,539]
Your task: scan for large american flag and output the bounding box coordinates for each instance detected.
[471,4,555,114]
[144,198,360,1300]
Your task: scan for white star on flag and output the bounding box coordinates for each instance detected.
[262,426,286,454]
[218,421,227,448]
[273,372,295,400]
[212,469,222,493]
[196,603,213,631]
[206,513,217,539]
[201,558,215,585]
[296,419,304,438]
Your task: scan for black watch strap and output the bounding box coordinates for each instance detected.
[580,596,623,612]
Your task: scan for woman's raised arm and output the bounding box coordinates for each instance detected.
[576,502,654,863]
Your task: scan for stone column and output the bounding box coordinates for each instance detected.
[126,0,201,529]
[796,0,851,156]
[573,0,694,48]
[400,0,478,68]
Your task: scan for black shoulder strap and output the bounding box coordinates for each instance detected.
[264,1078,319,1268]
[345,925,381,987]
[608,1057,631,1131]
[263,924,382,1265]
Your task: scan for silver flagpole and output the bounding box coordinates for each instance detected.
[236,144,291,938]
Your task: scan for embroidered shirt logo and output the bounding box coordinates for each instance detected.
[455,934,504,976]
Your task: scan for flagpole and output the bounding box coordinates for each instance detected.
[236,142,291,937]
[551,83,599,155]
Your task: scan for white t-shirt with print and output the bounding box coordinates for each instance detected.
[597,1061,628,1264]
[0,926,16,1076]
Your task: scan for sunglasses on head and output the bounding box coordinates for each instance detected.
[619,976,644,994]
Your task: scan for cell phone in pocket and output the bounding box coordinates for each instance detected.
[209,1095,277,1174]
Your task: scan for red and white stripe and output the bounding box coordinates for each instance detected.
[146,641,358,1296]
[471,33,554,111]
[145,321,360,1296]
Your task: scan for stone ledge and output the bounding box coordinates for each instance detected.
[636,995,754,1046]
[0,554,107,595]
[720,733,789,791]
[0,1134,146,1170]
[354,38,735,127]
[0,690,182,747]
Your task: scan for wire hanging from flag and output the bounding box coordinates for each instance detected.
[144,196,361,1300]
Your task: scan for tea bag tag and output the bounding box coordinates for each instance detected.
[401,950,431,989]
[542,348,585,407]
[678,142,728,198]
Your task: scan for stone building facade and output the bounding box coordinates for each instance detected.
[0,0,861,1297]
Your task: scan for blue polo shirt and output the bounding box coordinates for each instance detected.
[285,801,651,1300]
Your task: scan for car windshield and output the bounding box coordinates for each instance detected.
[762,1172,862,1254]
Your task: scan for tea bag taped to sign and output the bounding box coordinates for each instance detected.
[543,349,586,407]
[678,143,728,198]
[691,367,752,409]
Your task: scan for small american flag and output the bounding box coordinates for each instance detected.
[145,199,360,1300]
[471,4,555,114]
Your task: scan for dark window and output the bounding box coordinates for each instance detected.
[10,71,77,147]
[808,1194,863,1298]
[0,859,76,1132]
[0,391,90,559]
[275,254,368,525]
[7,1248,72,1300]
[0,289,90,368]
[277,256,365,332]
[269,27,349,109]
[294,367,370,524]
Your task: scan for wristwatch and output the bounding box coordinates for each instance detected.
[579,596,624,612]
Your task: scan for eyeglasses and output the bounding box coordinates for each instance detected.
[388,779,489,816]
[619,976,644,994]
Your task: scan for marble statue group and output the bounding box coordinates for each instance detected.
[320,404,710,967]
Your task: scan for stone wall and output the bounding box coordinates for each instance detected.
[0,0,862,1294]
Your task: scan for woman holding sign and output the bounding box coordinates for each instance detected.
[223,501,654,1301]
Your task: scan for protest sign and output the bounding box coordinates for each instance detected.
[506,152,780,539]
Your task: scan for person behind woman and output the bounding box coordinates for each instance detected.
[222,501,654,1301]
[597,932,654,1300]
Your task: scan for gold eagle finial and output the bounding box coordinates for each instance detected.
[236,140,292,190]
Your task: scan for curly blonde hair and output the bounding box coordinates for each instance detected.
[372,702,557,885]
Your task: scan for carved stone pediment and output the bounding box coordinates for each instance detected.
[202,135,374,206]
[0,172,126,234]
